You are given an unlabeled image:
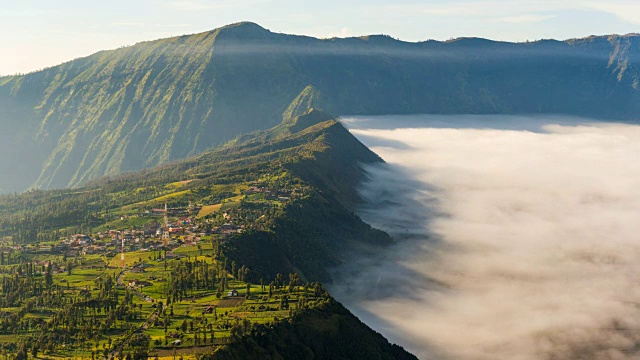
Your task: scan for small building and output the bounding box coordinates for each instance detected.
[165,253,185,260]
[128,280,152,287]
[227,289,239,297]
[38,245,53,252]
[168,226,183,234]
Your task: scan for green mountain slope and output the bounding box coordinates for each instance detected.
[1,22,639,192]
[0,109,385,280]
[0,109,416,358]
[211,298,418,360]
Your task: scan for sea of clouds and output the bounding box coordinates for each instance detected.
[331,115,640,360]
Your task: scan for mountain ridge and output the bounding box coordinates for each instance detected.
[5,21,639,76]
[1,21,639,193]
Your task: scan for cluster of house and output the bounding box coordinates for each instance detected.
[154,220,196,237]
[246,186,302,202]
[16,206,242,261]
[28,234,100,256]
[12,188,311,272]
[212,223,244,236]
[21,224,195,258]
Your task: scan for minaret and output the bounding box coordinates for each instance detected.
[163,203,170,245]
[164,203,169,228]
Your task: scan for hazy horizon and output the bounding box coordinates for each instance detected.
[5,26,637,78]
[334,114,640,359]
[3,0,640,76]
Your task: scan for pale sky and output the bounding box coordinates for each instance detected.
[1,0,639,76]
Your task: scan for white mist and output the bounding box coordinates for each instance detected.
[332,115,640,360]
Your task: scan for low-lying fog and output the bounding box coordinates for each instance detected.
[332,114,640,360]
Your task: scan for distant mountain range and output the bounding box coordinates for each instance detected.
[1,21,639,192]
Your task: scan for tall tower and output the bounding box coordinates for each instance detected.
[164,203,169,228]
[121,233,125,269]
[163,203,170,245]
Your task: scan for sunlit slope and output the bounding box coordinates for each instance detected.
[0,110,418,359]
[0,109,387,280]
[213,299,417,360]
[1,22,639,192]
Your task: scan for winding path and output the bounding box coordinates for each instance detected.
[108,268,165,359]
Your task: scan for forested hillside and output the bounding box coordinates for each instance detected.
[1,22,639,192]
[0,109,418,358]
[211,299,418,360]
[0,109,386,281]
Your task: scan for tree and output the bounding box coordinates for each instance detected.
[67,260,74,275]
[15,343,28,360]
[231,261,236,280]
[45,261,53,287]
[126,334,150,360]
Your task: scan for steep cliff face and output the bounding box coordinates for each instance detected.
[1,22,639,192]
[211,299,418,360]
[0,23,306,191]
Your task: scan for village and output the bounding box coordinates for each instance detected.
[0,182,324,359]
[0,184,303,272]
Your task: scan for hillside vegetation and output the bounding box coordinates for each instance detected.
[1,22,639,192]
[0,110,417,358]
[212,299,418,360]
[0,109,386,281]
